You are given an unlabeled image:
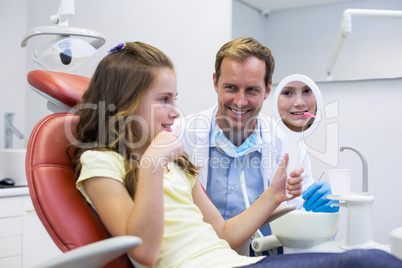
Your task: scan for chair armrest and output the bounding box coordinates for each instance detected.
[33,236,141,268]
[252,235,282,253]
[249,204,297,254]
[236,204,296,256]
[262,203,296,227]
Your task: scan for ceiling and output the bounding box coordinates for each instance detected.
[238,0,362,13]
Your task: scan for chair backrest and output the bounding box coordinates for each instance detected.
[26,70,134,267]
[26,113,134,268]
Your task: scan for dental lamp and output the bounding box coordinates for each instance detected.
[326,9,402,80]
[21,0,106,73]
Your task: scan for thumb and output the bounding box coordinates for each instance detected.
[278,153,289,173]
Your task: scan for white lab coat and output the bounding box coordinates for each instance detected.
[175,105,313,207]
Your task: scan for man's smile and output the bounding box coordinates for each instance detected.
[228,107,249,116]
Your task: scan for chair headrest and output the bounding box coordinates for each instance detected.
[27,70,90,109]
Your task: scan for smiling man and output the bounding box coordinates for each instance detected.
[176,38,335,253]
[214,55,268,146]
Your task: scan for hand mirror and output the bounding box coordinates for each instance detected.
[272,74,323,196]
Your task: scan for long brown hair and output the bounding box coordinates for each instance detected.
[72,41,197,198]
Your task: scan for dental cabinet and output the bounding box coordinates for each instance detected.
[0,187,62,267]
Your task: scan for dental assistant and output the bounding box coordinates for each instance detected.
[176,37,334,237]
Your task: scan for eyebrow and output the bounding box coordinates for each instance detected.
[156,92,178,97]
[222,83,263,89]
[282,86,296,91]
[283,86,310,90]
[222,83,236,87]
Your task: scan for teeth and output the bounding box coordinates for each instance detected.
[231,108,246,115]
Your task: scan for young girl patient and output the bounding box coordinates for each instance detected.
[72,42,401,268]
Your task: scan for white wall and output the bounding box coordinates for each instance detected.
[234,0,402,83]
[267,0,402,82]
[311,78,402,246]
[21,0,232,146]
[232,0,265,42]
[0,1,28,149]
[262,78,402,246]
[234,0,402,245]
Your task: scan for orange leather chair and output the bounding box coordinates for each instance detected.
[26,70,139,267]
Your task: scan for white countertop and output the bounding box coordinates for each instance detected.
[0,186,29,197]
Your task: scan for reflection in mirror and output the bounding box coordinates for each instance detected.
[272,74,323,188]
[273,74,323,137]
[278,81,317,132]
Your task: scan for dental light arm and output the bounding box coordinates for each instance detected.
[326,9,402,80]
[50,0,75,26]
[20,0,105,49]
[21,25,105,49]
[21,0,105,73]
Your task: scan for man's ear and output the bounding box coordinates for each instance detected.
[264,81,272,100]
[213,73,218,93]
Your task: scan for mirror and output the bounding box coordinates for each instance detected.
[277,80,317,133]
[273,74,323,138]
[272,74,323,178]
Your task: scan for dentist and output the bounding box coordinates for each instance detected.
[176,37,336,240]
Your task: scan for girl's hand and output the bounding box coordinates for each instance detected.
[287,167,304,199]
[142,131,183,171]
[270,154,303,203]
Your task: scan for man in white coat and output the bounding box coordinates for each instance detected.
[176,37,338,243]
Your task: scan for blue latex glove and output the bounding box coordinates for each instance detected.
[302,181,339,213]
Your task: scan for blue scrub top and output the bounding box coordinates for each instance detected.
[206,117,271,236]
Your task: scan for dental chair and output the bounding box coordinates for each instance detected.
[26,70,140,268]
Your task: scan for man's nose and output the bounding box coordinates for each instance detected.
[234,90,248,107]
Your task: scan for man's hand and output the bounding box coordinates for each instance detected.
[302,181,339,213]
